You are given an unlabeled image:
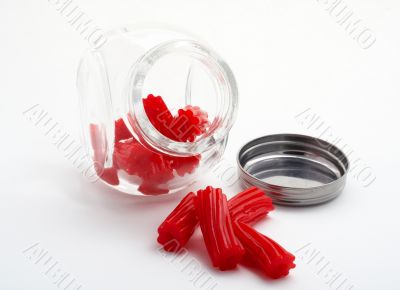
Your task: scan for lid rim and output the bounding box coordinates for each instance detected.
[236,133,349,206]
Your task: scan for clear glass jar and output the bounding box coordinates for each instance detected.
[77,25,238,195]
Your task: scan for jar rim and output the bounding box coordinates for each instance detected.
[125,39,238,156]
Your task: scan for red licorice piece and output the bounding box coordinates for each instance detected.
[157,192,198,252]
[114,137,200,182]
[228,187,274,224]
[167,155,201,177]
[113,139,171,180]
[143,94,176,140]
[113,138,148,176]
[174,105,210,142]
[233,222,296,279]
[90,124,119,186]
[114,118,133,142]
[156,186,295,278]
[138,182,170,195]
[136,153,175,195]
[95,167,119,186]
[155,187,274,251]
[113,138,174,194]
[197,186,245,270]
[106,95,210,193]
[143,95,210,142]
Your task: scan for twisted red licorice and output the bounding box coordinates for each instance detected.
[233,222,296,279]
[157,192,199,252]
[196,186,245,270]
[228,186,274,224]
[156,186,296,278]
[156,187,274,250]
[92,95,213,192]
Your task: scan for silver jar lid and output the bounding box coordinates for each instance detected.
[237,134,349,206]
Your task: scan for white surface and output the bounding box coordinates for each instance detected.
[1,0,399,289]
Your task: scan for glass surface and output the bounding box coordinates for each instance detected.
[77,26,238,196]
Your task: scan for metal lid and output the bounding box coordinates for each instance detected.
[237,134,349,206]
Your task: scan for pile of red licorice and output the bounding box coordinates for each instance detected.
[90,94,209,194]
[157,186,296,279]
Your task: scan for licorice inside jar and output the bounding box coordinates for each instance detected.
[77,25,238,196]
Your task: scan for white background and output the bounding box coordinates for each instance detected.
[1,0,399,289]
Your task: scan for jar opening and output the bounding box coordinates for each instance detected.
[125,40,238,156]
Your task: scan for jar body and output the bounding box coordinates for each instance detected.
[77,25,238,195]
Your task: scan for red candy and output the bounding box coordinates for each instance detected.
[156,186,273,250]
[157,186,296,280]
[166,155,201,177]
[233,222,296,279]
[196,186,245,270]
[143,94,176,140]
[114,118,133,142]
[113,136,200,194]
[228,187,274,224]
[113,138,174,194]
[157,192,198,252]
[113,138,151,176]
[92,94,210,194]
[95,167,119,186]
[136,153,175,195]
[174,105,209,142]
[143,95,209,142]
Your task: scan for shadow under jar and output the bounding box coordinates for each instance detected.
[77,25,238,196]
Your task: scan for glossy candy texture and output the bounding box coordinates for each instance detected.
[228,187,274,224]
[156,186,296,279]
[156,186,274,250]
[143,94,176,140]
[166,155,201,177]
[196,186,245,270]
[105,94,210,194]
[143,96,210,143]
[157,192,198,252]
[113,138,174,195]
[89,96,211,193]
[233,222,296,279]
[174,105,210,142]
[114,118,133,142]
[95,167,120,186]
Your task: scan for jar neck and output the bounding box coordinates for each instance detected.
[124,40,238,157]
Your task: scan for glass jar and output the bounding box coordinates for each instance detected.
[77,25,238,195]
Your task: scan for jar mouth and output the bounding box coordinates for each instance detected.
[125,40,238,156]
